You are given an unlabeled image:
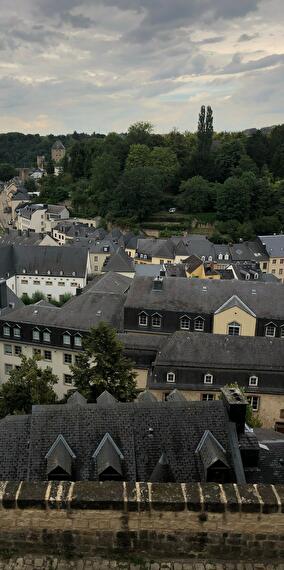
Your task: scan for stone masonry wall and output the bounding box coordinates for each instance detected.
[0,481,283,561]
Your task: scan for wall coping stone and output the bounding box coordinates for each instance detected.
[0,481,282,514]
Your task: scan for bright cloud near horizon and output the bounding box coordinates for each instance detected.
[0,0,283,134]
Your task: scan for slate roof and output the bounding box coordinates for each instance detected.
[52,140,65,150]
[2,273,131,332]
[124,276,284,319]
[0,245,88,278]
[184,254,203,273]
[153,331,284,372]
[245,428,284,485]
[258,235,284,258]
[229,241,268,262]
[135,264,163,277]
[0,395,236,483]
[102,248,135,274]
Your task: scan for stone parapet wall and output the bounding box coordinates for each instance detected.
[0,481,283,560]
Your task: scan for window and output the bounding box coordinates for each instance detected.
[94,256,98,262]
[33,348,41,357]
[3,325,10,337]
[43,330,51,343]
[247,395,259,411]
[21,279,28,284]
[71,282,78,287]
[139,312,148,327]
[74,334,82,348]
[4,344,12,355]
[208,256,212,262]
[263,262,267,269]
[35,270,38,275]
[160,259,164,264]
[14,346,22,356]
[45,281,52,286]
[218,254,223,260]
[167,372,175,383]
[32,329,40,342]
[280,269,283,275]
[224,254,229,261]
[227,322,240,336]
[249,375,258,387]
[281,326,284,339]
[194,317,204,331]
[202,394,215,401]
[5,363,13,375]
[204,373,213,384]
[272,259,276,264]
[272,269,276,274]
[281,259,284,264]
[180,316,190,331]
[33,280,40,285]
[47,294,52,301]
[72,272,76,277]
[58,281,65,286]
[75,355,80,365]
[13,326,21,339]
[152,313,161,328]
[64,353,72,364]
[265,323,276,337]
[64,374,73,386]
[63,333,71,346]
[44,350,52,361]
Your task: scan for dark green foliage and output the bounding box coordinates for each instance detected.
[0,355,58,417]
[112,166,163,222]
[0,163,16,181]
[21,291,71,307]
[70,322,137,402]
[178,176,214,213]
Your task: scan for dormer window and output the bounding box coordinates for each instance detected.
[3,324,10,337]
[43,330,51,343]
[204,373,213,384]
[280,326,284,339]
[72,271,76,277]
[13,326,21,339]
[265,323,276,338]
[208,256,213,262]
[227,322,241,336]
[218,254,223,260]
[63,332,71,346]
[35,270,38,275]
[249,375,258,387]
[74,334,82,348]
[47,270,51,275]
[45,435,76,481]
[194,317,204,331]
[32,328,40,342]
[201,256,206,262]
[152,313,161,328]
[167,372,175,383]
[93,433,124,481]
[60,270,64,276]
[22,269,26,274]
[139,312,148,327]
[224,254,229,261]
[180,315,190,331]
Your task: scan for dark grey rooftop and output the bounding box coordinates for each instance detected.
[102,248,135,274]
[125,275,284,319]
[153,331,284,371]
[0,245,89,278]
[259,235,284,258]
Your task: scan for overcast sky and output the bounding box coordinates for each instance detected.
[0,0,283,134]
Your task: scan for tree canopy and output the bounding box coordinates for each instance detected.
[70,322,137,402]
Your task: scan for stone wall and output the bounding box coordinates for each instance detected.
[0,481,283,560]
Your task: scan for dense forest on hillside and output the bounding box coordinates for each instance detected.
[1,108,284,242]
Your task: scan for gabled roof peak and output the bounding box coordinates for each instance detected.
[137,390,157,403]
[214,294,256,317]
[67,391,87,407]
[96,390,117,407]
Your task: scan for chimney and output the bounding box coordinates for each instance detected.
[221,386,247,434]
[153,276,163,291]
[0,280,8,310]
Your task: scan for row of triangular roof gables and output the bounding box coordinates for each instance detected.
[43,388,250,484]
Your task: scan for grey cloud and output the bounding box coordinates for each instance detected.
[222,53,284,74]
[238,33,259,42]
[194,36,225,45]
[60,12,96,28]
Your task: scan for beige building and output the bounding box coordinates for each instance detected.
[258,235,284,282]
[51,140,66,163]
[16,204,70,234]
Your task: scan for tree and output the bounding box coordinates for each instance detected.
[125,144,151,170]
[178,176,213,213]
[246,130,269,168]
[150,146,180,188]
[197,105,214,158]
[216,175,251,222]
[127,122,154,146]
[111,166,163,221]
[0,355,58,417]
[90,153,121,216]
[214,138,246,182]
[0,163,16,181]
[70,322,137,402]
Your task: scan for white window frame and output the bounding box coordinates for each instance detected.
[13,326,21,339]
[218,254,223,260]
[43,330,51,343]
[138,312,148,327]
[151,313,162,328]
[3,324,10,337]
[64,374,74,386]
[247,395,259,411]
[180,315,190,331]
[227,322,241,336]
[74,334,82,348]
[204,373,213,385]
[202,393,215,401]
[32,328,40,342]
[63,332,71,346]
[167,372,176,383]
[194,317,204,332]
[4,344,12,355]
[249,375,258,387]
[265,323,276,338]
